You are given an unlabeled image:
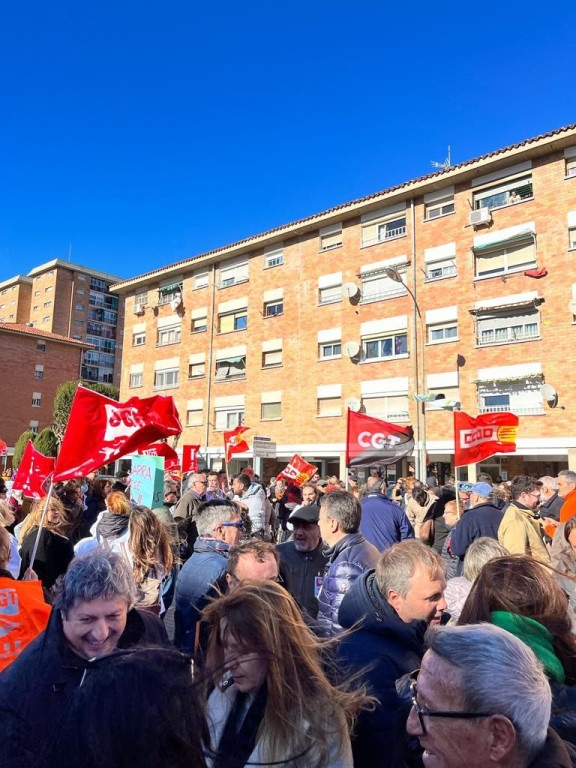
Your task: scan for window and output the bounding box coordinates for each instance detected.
[476,306,540,346]
[360,263,408,303]
[570,227,576,250]
[75,304,85,311]
[426,389,461,411]
[473,232,536,278]
[424,188,455,220]
[565,148,576,178]
[32,305,38,311]
[77,289,85,295]
[428,322,458,343]
[218,308,247,333]
[157,324,181,346]
[477,375,544,416]
[362,394,410,421]
[129,372,143,388]
[317,385,341,417]
[472,163,533,210]
[219,257,248,288]
[319,223,343,251]
[42,316,50,323]
[191,310,208,333]
[319,342,341,359]
[426,259,457,281]
[214,407,245,430]
[133,331,146,346]
[34,364,44,380]
[134,291,148,306]
[157,284,182,306]
[262,340,282,368]
[32,392,41,407]
[264,300,283,317]
[193,271,209,289]
[72,334,83,340]
[45,286,53,293]
[361,204,407,247]
[261,401,281,420]
[43,301,52,308]
[363,333,408,361]
[186,407,203,426]
[29,420,39,434]
[34,290,39,296]
[318,272,342,305]
[424,242,457,282]
[90,277,108,292]
[188,361,205,378]
[264,245,284,268]
[77,274,87,281]
[37,341,46,352]
[154,368,179,390]
[215,356,246,381]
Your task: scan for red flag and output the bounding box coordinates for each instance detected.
[278,454,318,487]
[138,441,180,471]
[0,578,51,671]
[11,441,55,499]
[346,410,414,467]
[454,411,519,467]
[0,439,7,456]
[53,386,182,482]
[182,445,200,473]
[224,426,250,463]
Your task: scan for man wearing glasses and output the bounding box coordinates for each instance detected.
[497,476,550,564]
[174,499,244,652]
[407,623,570,767]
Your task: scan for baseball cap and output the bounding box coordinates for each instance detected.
[288,505,320,524]
[458,482,473,491]
[470,482,492,497]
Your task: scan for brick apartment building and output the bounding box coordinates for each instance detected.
[0,259,124,388]
[0,324,90,453]
[110,123,576,482]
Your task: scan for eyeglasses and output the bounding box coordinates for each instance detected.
[409,671,493,735]
[220,521,246,530]
[194,480,208,486]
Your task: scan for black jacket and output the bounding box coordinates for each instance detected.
[449,498,507,562]
[277,540,328,619]
[337,570,427,768]
[0,606,169,767]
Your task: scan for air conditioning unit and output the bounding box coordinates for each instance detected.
[133,303,145,315]
[469,208,492,227]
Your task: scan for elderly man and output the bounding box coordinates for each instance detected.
[174,499,244,652]
[558,470,576,524]
[539,476,564,535]
[232,472,269,538]
[497,476,549,563]
[277,505,328,618]
[407,623,571,767]
[316,491,379,636]
[450,481,507,569]
[337,540,447,768]
[0,549,169,766]
[360,476,414,551]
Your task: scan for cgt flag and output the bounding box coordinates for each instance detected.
[224,426,250,464]
[11,441,55,499]
[138,441,181,472]
[54,386,182,482]
[346,410,414,467]
[277,454,318,487]
[182,445,201,474]
[454,411,519,467]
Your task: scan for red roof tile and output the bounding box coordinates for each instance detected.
[0,323,92,347]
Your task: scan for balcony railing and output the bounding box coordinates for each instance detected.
[478,327,539,346]
[479,405,544,415]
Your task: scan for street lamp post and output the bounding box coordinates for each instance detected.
[384,267,427,480]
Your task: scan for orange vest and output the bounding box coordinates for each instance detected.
[0,577,51,672]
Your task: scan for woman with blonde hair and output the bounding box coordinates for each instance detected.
[202,580,372,768]
[18,496,74,588]
[94,490,131,546]
[125,505,175,613]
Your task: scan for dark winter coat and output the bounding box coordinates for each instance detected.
[316,532,379,636]
[360,493,414,552]
[449,498,507,565]
[0,606,169,768]
[19,528,74,589]
[277,539,328,619]
[337,570,427,768]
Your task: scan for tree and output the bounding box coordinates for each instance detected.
[13,430,36,469]
[34,428,59,458]
[52,381,120,445]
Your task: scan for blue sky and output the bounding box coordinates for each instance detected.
[1,1,574,280]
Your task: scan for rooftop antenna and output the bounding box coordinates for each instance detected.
[431,146,451,170]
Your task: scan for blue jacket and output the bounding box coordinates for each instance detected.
[316,532,379,636]
[174,537,230,651]
[360,493,414,552]
[449,499,507,563]
[337,570,426,768]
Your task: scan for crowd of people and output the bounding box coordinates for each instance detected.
[1,464,576,767]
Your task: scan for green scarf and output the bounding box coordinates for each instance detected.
[491,610,565,683]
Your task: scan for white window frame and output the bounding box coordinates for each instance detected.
[133,331,146,346]
[157,283,183,306]
[29,420,39,434]
[34,364,44,380]
[566,156,576,178]
[319,223,343,252]
[361,205,407,247]
[473,173,533,211]
[193,271,209,290]
[218,308,247,333]
[262,347,282,368]
[477,377,544,416]
[186,408,203,427]
[474,236,537,279]
[264,299,283,317]
[188,361,205,378]
[427,322,459,344]
[360,266,408,304]
[32,392,42,407]
[214,408,245,431]
[264,245,284,268]
[192,315,207,333]
[37,341,46,352]
[362,394,410,422]
[157,325,181,346]
[219,257,249,288]
[476,307,540,347]
[134,291,148,306]
[319,342,341,359]
[129,372,143,388]
[426,387,461,411]
[425,192,455,220]
[261,401,282,420]
[153,368,179,390]
[362,332,408,362]
[75,305,84,311]
[215,356,246,381]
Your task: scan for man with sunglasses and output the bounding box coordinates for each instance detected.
[497,476,550,564]
[174,499,244,653]
[336,540,447,767]
[407,623,571,767]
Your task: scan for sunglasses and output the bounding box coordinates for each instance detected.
[220,521,246,530]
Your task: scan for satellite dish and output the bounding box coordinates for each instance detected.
[346,397,362,412]
[343,340,361,358]
[342,282,360,299]
[569,300,576,315]
[540,383,559,408]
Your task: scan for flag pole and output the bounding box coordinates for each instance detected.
[29,478,55,573]
[454,465,461,520]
